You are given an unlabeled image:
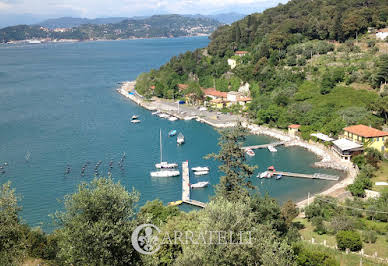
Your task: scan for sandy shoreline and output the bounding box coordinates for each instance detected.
[117,81,357,208]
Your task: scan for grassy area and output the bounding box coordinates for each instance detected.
[373,161,388,193]
[294,217,388,265]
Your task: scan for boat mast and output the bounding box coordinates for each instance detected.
[160,129,162,163]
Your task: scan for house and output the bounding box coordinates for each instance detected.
[376,28,388,40]
[201,88,227,100]
[235,51,248,57]
[210,98,229,109]
[227,59,237,69]
[227,91,240,102]
[332,138,364,161]
[343,125,388,153]
[288,124,301,136]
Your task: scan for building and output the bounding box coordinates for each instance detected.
[332,138,364,161]
[202,88,227,100]
[343,124,388,153]
[227,59,237,69]
[234,51,249,57]
[376,28,388,40]
[288,124,301,136]
[177,84,189,92]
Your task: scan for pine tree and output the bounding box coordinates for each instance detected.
[206,122,256,202]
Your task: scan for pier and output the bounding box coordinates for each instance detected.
[243,141,286,150]
[181,161,207,208]
[274,171,339,181]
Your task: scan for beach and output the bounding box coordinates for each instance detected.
[118,81,358,208]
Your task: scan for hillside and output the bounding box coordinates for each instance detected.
[38,17,129,29]
[135,0,388,138]
[0,15,221,43]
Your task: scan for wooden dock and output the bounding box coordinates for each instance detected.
[243,141,286,150]
[274,171,339,181]
[181,161,207,208]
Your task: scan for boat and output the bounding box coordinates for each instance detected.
[154,129,178,170]
[246,148,255,157]
[190,181,209,189]
[152,111,160,115]
[132,115,139,120]
[25,151,31,162]
[168,130,177,137]
[131,119,141,123]
[184,116,195,121]
[177,133,185,145]
[258,171,272,179]
[168,200,183,206]
[150,170,180,177]
[158,113,169,118]
[275,174,282,180]
[168,116,178,121]
[194,171,209,176]
[28,40,41,44]
[191,167,209,172]
[155,162,178,169]
[268,145,277,152]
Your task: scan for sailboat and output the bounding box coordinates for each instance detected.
[152,130,180,177]
[177,132,185,145]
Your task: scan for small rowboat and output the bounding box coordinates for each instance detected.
[246,148,255,157]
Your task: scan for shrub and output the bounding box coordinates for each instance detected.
[329,216,355,234]
[312,216,327,235]
[362,230,377,244]
[336,230,362,251]
[293,243,338,266]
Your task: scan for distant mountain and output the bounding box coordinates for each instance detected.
[185,13,246,25]
[0,14,221,43]
[38,17,130,29]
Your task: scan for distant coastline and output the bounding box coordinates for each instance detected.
[117,81,358,208]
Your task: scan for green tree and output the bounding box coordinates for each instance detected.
[55,177,141,266]
[374,55,388,87]
[336,230,362,252]
[293,243,338,266]
[281,200,299,226]
[206,122,256,202]
[137,200,180,226]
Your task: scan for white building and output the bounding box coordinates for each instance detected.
[376,29,388,40]
[227,59,237,69]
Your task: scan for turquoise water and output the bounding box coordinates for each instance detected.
[0,37,341,231]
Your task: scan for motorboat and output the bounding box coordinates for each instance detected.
[184,116,195,121]
[258,171,272,179]
[152,111,160,115]
[132,115,139,120]
[268,145,277,152]
[177,133,185,145]
[168,200,183,206]
[150,170,180,177]
[246,148,255,157]
[275,174,282,180]
[190,181,209,188]
[191,167,210,172]
[168,130,177,137]
[155,162,178,169]
[168,116,178,121]
[131,119,141,123]
[194,170,209,176]
[158,113,169,118]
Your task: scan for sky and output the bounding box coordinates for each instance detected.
[0,0,289,26]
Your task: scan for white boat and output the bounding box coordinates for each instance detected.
[153,129,178,170]
[190,181,209,188]
[158,113,169,118]
[258,171,272,179]
[152,111,160,115]
[28,40,41,44]
[132,115,139,120]
[191,167,210,172]
[168,116,178,121]
[150,170,180,177]
[177,133,185,145]
[194,171,209,176]
[246,148,255,157]
[184,116,195,121]
[268,146,277,152]
[155,162,178,169]
[131,119,141,123]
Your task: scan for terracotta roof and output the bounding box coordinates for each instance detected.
[237,96,252,102]
[202,88,227,98]
[211,98,229,104]
[235,51,248,54]
[288,124,301,129]
[377,28,388,33]
[150,85,155,90]
[178,84,188,91]
[344,125,388,138]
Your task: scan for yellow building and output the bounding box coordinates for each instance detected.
[288,124,301,136]
[343,125,388,153]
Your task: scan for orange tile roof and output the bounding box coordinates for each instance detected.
[377,28,388,33]
[237,96,252,102]
[235,51,248,55]
[344,125,388,138]
[202,88,227,98]
[288,124,301,129]
[178,84,188,91]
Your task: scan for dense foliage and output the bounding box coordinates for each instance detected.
[0,15,221,43]
[135,0,388,136]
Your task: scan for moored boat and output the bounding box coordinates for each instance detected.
[275,174,282,180]
[258,171,272,179]
[268,145,277,152]
[150,170,180,177]
[190,181,209,188]
[177,133,184,145]
[155,162,178,169]
[191,166,209,172]
[168,130,177,137]
[194,170,209,176]
[131,119,141,123]
[168,200,183,206]
[246,148,255,157]
[168,116,178,121]
[132,115,139,120]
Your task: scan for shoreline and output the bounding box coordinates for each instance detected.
[117,81,357,208]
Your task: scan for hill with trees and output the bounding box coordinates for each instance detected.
[135,0,388,138]
[0,15,221,43]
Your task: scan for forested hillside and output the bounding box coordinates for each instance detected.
[136,0,388,138]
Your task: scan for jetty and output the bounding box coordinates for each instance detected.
[181,161,207,208]
[273,171,339,181]
[243,141,286,150]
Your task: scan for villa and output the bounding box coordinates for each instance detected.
[235,51,249,57]
[288,124,301,136]
[376,28,388,40]
[343,124,388,153]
